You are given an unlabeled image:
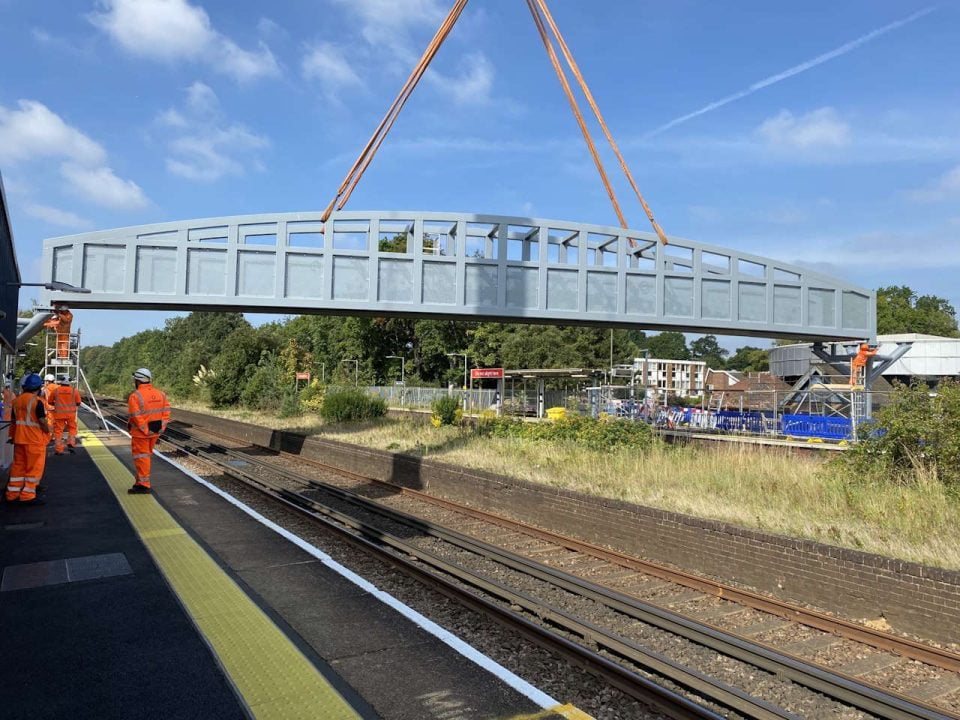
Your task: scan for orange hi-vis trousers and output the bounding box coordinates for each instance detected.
[5,444,46,502]
[131,435,159,487]
[53,416,78,454]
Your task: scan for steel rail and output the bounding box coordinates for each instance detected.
[149,418,954,720]
[146,426,738,720]
[171,412,960,678]
[158,426,795,720]
[179,412,960,676]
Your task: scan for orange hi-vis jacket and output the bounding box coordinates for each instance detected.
[128,383,171,438]
[11,394,48,445]
[52,385,82,419]
[43,382,58,409]
[2,386,13,421]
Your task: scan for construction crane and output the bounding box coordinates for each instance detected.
[321,0,669,249]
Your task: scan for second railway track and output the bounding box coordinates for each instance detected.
[96,403,960,719]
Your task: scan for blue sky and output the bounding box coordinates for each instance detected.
[2,0,958,351]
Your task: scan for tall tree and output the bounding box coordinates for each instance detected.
[876,286,960,337]
[644,331,689,360]
[727,345,769,372]
[689,335,728,369]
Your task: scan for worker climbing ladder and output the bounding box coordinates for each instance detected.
[42,313,108,432]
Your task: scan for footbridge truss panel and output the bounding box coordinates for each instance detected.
[41,211,875,341]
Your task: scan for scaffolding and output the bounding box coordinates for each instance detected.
[42,326,108,432]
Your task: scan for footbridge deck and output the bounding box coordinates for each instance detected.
[42,211,875,341]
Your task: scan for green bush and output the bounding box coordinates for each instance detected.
[321,389,388,423]
[300,380,326,413]
[478,414,654,451]
[835,380,960,486]
[431,395,462,426]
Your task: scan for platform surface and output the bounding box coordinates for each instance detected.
[0,438,244,720]
[2,416,572,720]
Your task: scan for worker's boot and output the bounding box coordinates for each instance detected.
[128,483,151,494]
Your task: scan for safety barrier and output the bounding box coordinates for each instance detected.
[780,414,853,440]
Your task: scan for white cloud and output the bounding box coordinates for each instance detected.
[0,99,148,210]
[758,108,850,150]
[910,164,960,202]
[302,43,364,99]
[185,80,219,116]
[331,0,445,59]
[427,52,493,105]
[0,100,106,165]
[157,108,187,128]
[90,0,280,82]
[60,163,148,210]
[158,83,269,182]
[22,202,92,229]
[321,0,495,105]
[645,6,936,138]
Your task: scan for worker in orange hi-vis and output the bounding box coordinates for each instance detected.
[127,368,170,494]
[51,375,82,455]
[850,343,879,386]
[43,305,73,359]
[1,378,14,469]
[5,374,50,505]
[42,373,57,443]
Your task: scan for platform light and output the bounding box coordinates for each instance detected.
[6,280,92,293]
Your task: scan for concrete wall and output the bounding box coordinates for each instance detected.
[172,407,960,643]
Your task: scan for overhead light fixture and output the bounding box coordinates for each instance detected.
[6,280,92,294]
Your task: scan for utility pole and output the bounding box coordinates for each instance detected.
[341,359,359,386]
[386,355,405,384]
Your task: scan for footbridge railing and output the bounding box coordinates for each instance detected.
[42,211,875,341]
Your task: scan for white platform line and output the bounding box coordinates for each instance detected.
[96,414,559,710]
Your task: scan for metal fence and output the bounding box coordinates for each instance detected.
[363,385,499,413]
[344,384,899,442]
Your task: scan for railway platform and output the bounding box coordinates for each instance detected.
[0,419,576,720]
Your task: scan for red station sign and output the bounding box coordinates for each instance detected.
[295,371,311,381]
[471,367,504,380]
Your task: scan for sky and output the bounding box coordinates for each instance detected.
[1,0,958,352]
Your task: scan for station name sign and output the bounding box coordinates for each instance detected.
[295,371,311,381]
[471,367,504,380]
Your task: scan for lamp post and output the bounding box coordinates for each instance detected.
[446,352,469,410]
[7,281,92,294]
[386,355,405,384]
[446,352,468,389]
[341,359,359,386]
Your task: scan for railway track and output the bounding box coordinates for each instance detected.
[97,403,960,719]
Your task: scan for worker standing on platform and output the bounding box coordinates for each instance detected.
[1,379,14,469]
[52,374,82,455]
[5,373,50,504]
[42,373,57,444]
[127,368,170,494]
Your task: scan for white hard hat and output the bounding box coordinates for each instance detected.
[133,368,153,382]
[57,374,70,383]
[45,373,55,382]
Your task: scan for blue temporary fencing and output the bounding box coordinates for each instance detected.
[714,410,771,434]
[781,414,853,440]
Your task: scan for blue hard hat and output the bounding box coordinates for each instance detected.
[21,373,43,391]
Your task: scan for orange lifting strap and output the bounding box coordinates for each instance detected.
[322,0,669,246]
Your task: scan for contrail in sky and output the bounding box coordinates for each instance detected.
[644,6,937,139]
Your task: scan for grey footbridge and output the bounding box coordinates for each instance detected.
[41,211,875,341]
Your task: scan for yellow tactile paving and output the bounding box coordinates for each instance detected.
[508,704,595,719]
[79,425,361,720]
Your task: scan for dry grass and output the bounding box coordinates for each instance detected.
[187,406,960,570]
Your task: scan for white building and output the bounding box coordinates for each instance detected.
[631,357,707,398]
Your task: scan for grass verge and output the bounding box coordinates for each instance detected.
[182,405,960,570]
